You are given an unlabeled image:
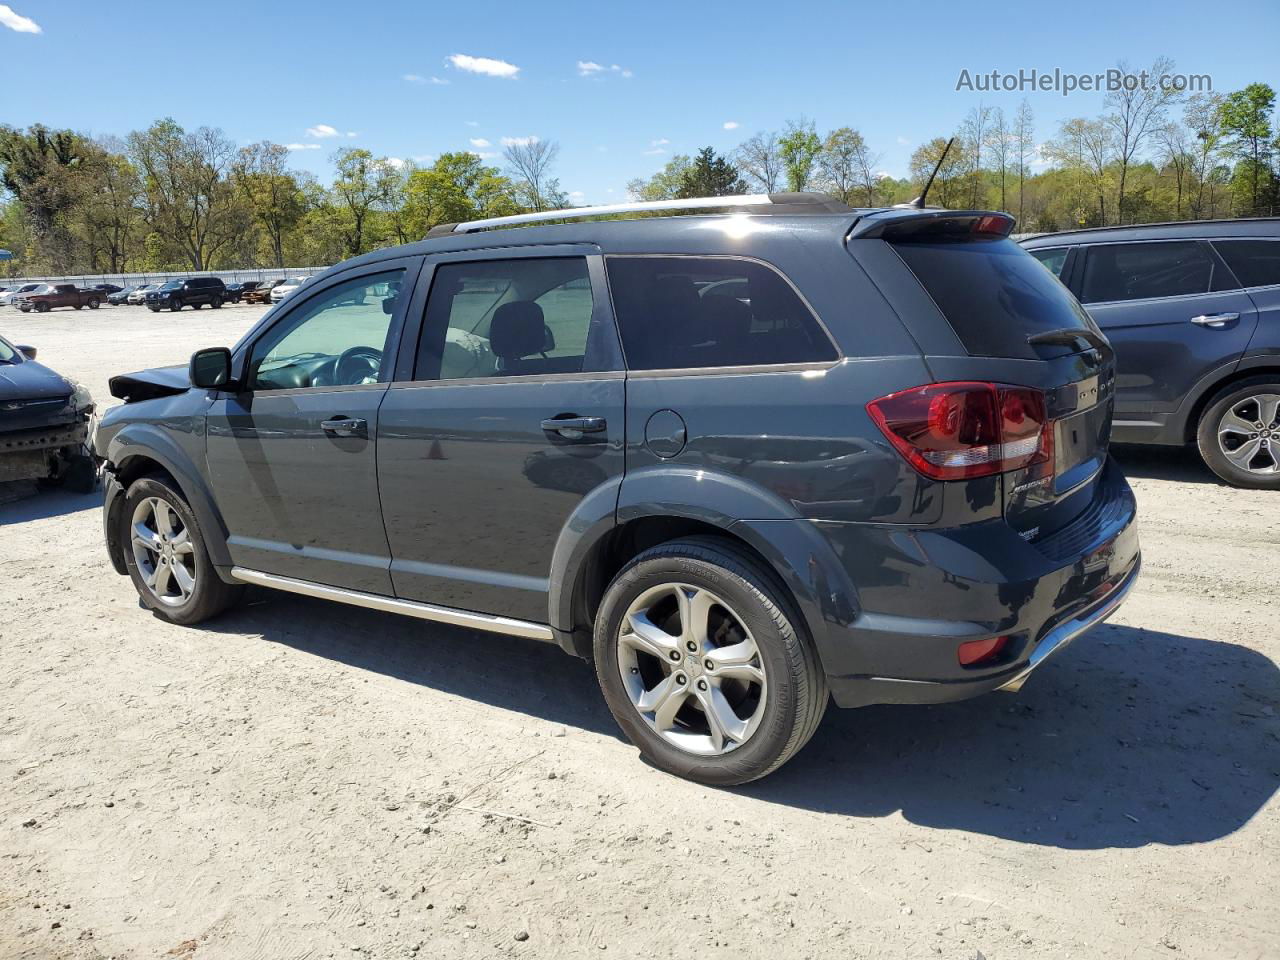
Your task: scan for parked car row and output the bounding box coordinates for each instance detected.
[1,276,311,312]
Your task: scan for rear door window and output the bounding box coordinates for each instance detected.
[890,237,1094,359]
[1080,241,1235,304]
[414,257,605,380]
[1211,239,1280,289]
[605,256,836,371]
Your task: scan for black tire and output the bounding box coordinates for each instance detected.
[120,474,244,625]
[210,296,222,309]
[62,452,98,493]
[170,298,182,312]
[36,301,50,313]
[148,306,161,313]
[593,537,827,786]
[87,298,100,310]
[1197,376,1280,489]
[73,304,83,310]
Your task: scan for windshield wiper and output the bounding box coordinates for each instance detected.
[1027,327,1110,352]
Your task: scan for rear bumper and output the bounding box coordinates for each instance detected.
[813,459,1140,707]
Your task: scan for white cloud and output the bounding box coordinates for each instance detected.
[465,120,479,127]
[469,137,491,148]
[285,143,322,151]
[650,138,670,147]
[896,136,911,146]
[430,76,449,85]
[0,5,40,33]
[723,121,740,130]
[402,74,427,84]
[578,60,632,79]
[306,124,339,138]
[500,135,539,147]
[448,53,520,78]
[643,148,667,156]
[468,150,498,159]
[346,131,358,138]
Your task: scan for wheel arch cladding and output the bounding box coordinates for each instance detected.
[548,465,862,673]
[106,425,233,571]
[1183,364,1280,443]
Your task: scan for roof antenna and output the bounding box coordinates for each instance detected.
[906,137,955,209]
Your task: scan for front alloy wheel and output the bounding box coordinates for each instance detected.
[130,496,197,606]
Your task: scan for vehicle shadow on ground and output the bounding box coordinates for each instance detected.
[0,484,103,524]
[1111,444,1222,485]
[745,623,1280,849]
[203,596,1279,851]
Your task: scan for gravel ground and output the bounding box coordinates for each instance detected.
[1,304,1278,960]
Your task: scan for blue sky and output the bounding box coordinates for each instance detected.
[3,0,1277,204]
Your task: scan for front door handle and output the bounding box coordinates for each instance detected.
[541,415,607,439]
[321,417,367,437]
[1189,312,1240,328]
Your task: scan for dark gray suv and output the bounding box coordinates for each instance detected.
[1022,219,1280,488]
[94,194,1140,784]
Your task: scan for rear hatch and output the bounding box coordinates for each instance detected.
[864,212,1115,540]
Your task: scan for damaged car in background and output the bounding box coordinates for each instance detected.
[0,334,97,491]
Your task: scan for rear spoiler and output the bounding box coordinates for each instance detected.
[849,210,1015,241]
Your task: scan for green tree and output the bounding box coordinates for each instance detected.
[778,119,822,192]
[908,137,965,208]
[675,146,746,198]
[403,152,520,235]
[330,147,400,258]
[0,124,94,272]
[817,127,880,205]
[234,141,306,268]
[1218,83,1276,215]
[127,119,245,270]
[626,155,693,201]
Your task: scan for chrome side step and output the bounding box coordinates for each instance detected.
[230,567,556,642]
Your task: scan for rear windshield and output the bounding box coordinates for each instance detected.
[892,237,1094,359]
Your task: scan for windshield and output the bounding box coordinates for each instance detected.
[161,280,182,290]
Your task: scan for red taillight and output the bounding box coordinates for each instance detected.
[867,381,1053,481]
[957,635,1009,666]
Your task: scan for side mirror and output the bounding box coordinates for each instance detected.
[190,347,234,389]
[15,344,36,361]
[381,296,398,315]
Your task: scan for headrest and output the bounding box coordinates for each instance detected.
[490,301,548,360]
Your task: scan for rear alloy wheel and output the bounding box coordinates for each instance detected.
[87,298,100,309]
[210,296,222,309]
[594,538,827,785]
[1198,378,1280,489]
[36,302,50,313]
[169,298,182,312]
[121,475,243,624]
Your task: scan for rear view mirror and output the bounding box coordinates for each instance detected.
[190,347,233,389]
[16,344,36,360]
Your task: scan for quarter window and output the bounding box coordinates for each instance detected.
[1212,239,1280,289]
[414,257,599,380]
[1080,241,1234,304]
[606,257,836,371]
[248,270,405,390]
[1029,247,1069,277]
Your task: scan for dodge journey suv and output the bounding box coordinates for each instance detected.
[94,193,1140,784]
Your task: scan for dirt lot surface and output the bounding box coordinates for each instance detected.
[2,304,1278,960]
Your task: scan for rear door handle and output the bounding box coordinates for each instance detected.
[321,417,367,437]
[541,416,607,439]
[1189,312,1239,328]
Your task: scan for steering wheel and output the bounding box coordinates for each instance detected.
[335,345,383,385]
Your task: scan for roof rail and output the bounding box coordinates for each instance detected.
[426,192,853,237]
